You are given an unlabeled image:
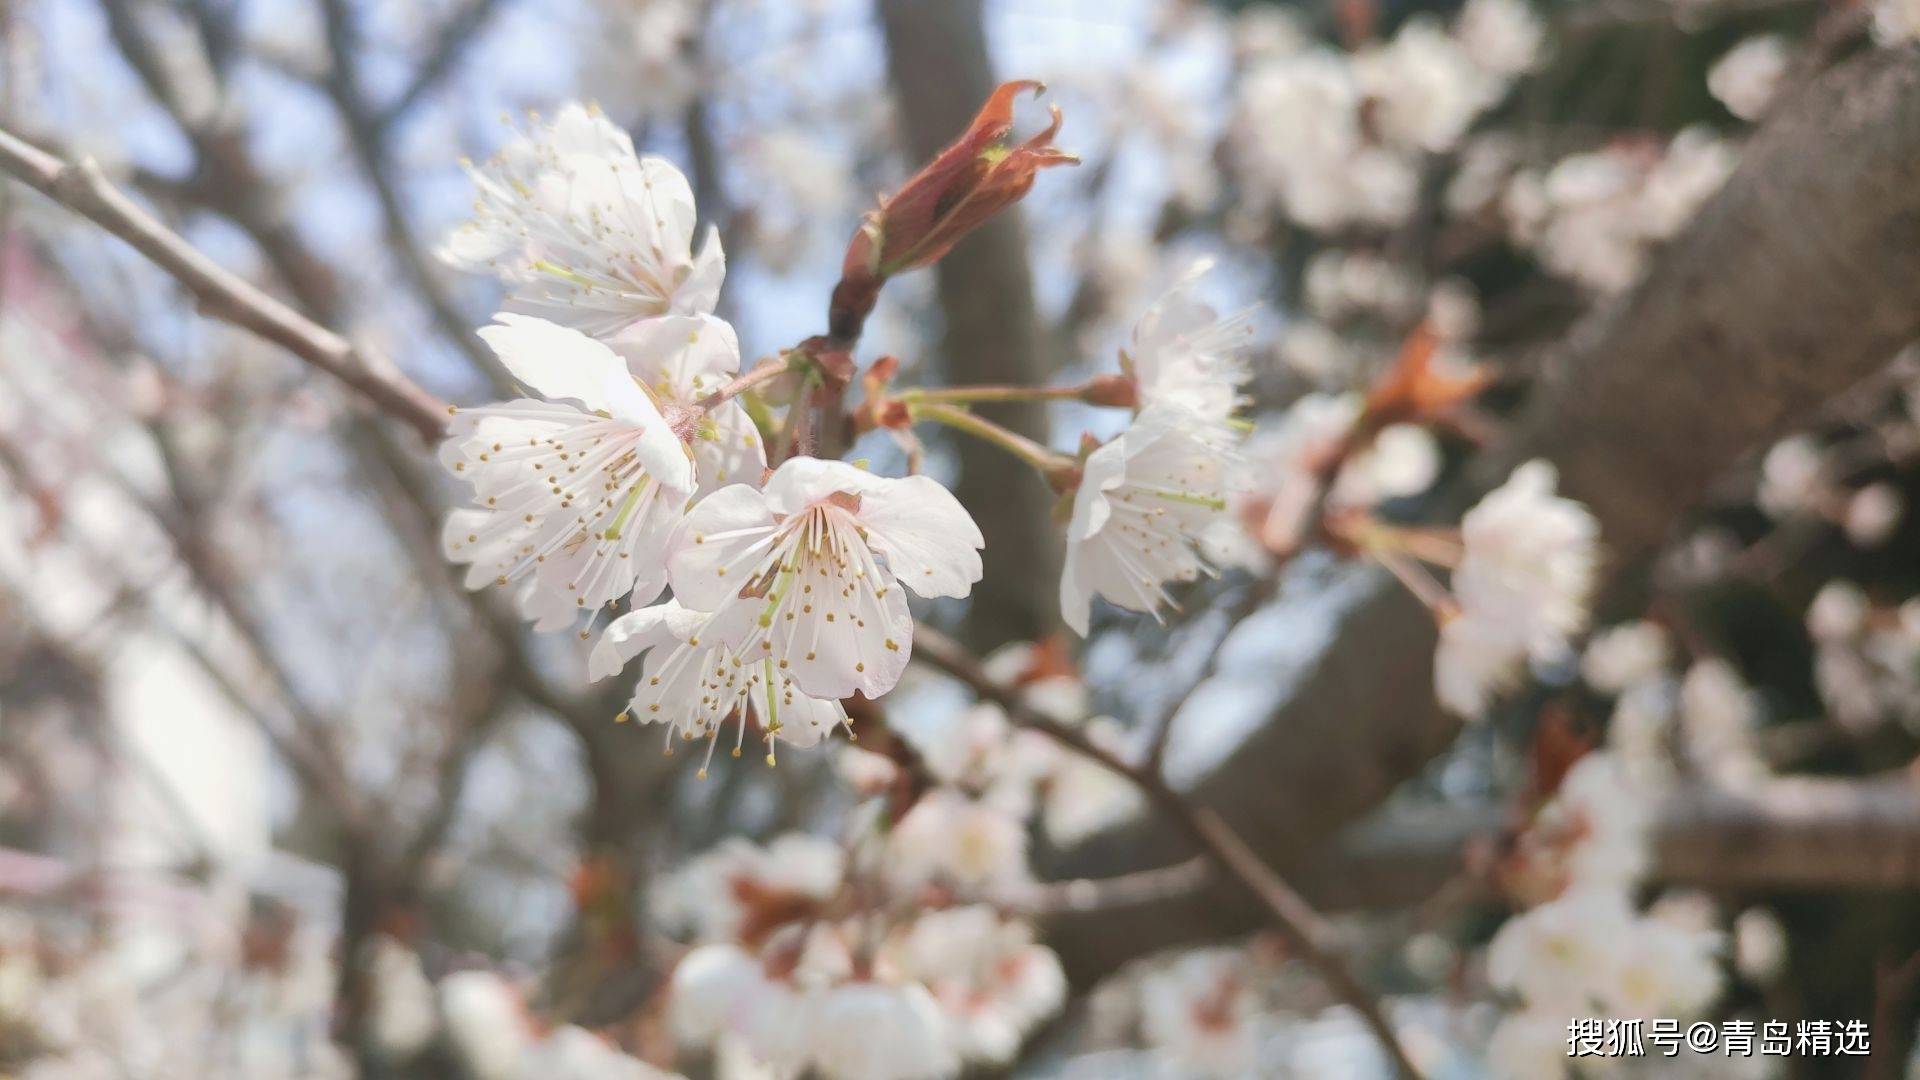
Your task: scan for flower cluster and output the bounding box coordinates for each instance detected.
[1499,128,1738,293]
[1434,462,1600,718]
[1230,0,1542,232]
[661,832,1067,1079]
[365,947,674,1079]
[1484,752,1726,1078]
[441,103,985,763]
[1059,264,1254,635]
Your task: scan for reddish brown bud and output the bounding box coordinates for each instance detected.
[830,81,1077,340]
[1082,373,1139,408]
[1359,321,1492,434]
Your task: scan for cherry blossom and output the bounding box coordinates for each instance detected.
[440,315,704,632]
[1060,403,1234,635]
[1120,260,1253,428]
[1709,36,1790,122]
[884,789,1031,894]
[589,599,850,767]
[666,457,984,700]
[1138,948,1265,1076]
[1872,0,1920,45]
[809,982,959,1080]
[441,102,725,339]
[1580,619,1671,696]
[1434,461,1599,716]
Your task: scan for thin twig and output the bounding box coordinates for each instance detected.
[0,126,451,440]
[374,0,508,131]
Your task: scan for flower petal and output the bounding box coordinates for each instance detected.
[857,475,984,600]
[589,602,706,681]
[669,484,779,611]
[478,314,631,411]
[608,313,741,399]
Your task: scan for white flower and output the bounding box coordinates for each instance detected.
[1455,0,1544,79]
[1436,462,1598,715]
[1061,403,1232,636]
[1680,659,1762,783]
[887,907,1066,1065]
[1872,0,1920,45]
[441,315,764,632]
[651,833,845,942]
[442,102,724,339]
[1122,261,1253,426]
[1709,35,1790,121]
[1599,917,1723,1019]
[885,790,1030,893]
[1037,719,1146,845]
[1757,434,1827,518]
[1638,128,1738,238]
[1608,679,1678,785]
[1228,393,1356,562]
[364,937,437,1061]
[1808,580,1870,642]
[1434,612,1523,717]
[670,944,816,1071]
[1138,948,1262,1077]
[667,457,984,700]
[1581,620,1671,695]
[1333,423,1441,507]
[1458,461,1598,649]
[1235,53,1417,231]
[591,600,849,766]
[580,2,702,126]
[1509,130,1735,293]
[1487,889,1636,1011]
[1540,753,1650,890]
[1303,251,1422,322]
[439,971,533,1080]
[1733,908,1788,985]
[1846,482,1903,547]
[809,982,957,1080]
[1486,1011,1570,1080]
[1355,19,1496,154]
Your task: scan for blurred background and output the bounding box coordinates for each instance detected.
[2,0,1920,1075]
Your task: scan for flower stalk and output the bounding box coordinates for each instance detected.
[908,401,1075,476]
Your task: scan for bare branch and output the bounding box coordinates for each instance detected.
[0,127,451,440]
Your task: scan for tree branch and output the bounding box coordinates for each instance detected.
[912,625,1423,1077]
[0,127,451,440]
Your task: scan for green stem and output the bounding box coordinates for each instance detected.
[895,382,1089,406]
[908,402,1073,475]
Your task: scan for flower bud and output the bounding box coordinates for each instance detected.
[830,81,1077,340]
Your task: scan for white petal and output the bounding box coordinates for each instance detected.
[589,602,705,681]
[668,484,778,611]
[765,524,914,700]
[1059,539,1095,637]
[608,313,742,399]
[761,456,882,516]
[692,401,768,496]
[857,475,984,600]
[677,225,726,317]
[478,314,630,411]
